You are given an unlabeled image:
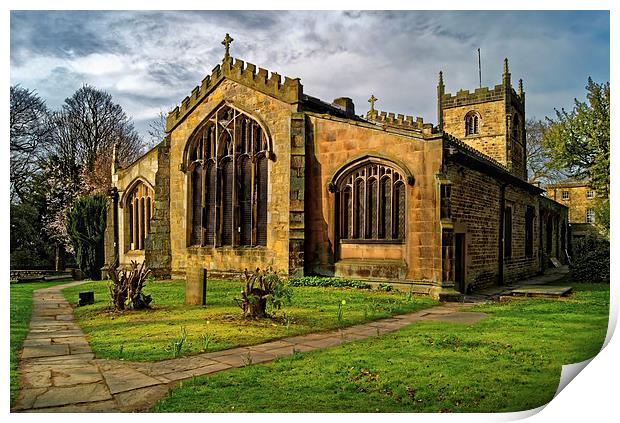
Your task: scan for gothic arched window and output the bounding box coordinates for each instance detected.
[465,111,480,136]
[338,162,406,242]
[186,104,270,247]
[126,182,154,251]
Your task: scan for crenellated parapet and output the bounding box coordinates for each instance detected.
[166,56,303,133]
[441,84,524,112]
[366,108,437,135]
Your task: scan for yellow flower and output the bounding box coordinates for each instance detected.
[341,300,346,305]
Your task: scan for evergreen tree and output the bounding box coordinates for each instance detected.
[66,196,107,279]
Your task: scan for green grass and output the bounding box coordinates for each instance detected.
[10,280,72,406]
[61,279,438,362]
[153,283,609,413]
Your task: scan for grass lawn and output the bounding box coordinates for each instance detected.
[61,279,438,362]
[153,282,609,413]
[10,280,72,406]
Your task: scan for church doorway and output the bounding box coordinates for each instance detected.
[454,233,466,294]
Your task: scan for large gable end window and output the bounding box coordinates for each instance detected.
[186,104,270,248]
[337,160,408,242]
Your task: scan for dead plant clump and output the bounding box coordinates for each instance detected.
[107,260,152,311]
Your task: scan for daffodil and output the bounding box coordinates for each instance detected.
[341,300,346,305]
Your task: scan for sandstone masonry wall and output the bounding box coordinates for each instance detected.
[304,114,444,284]
[167,79,294,279]
[446,161,541,290]
[113,146,159,267]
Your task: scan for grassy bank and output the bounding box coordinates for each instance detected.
[154,283,608,412]
[62,279,438,362]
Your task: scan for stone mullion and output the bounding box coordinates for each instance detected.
[200,161,206,246]
[390,175,395,240]
[352,180,358,238]
[374,176,380,239]
[138,197,144,250]
[133,199,139,250]
[250,124,257,246]
[349,181,354,239]
[231,117,238,247]
[215,121,222,247]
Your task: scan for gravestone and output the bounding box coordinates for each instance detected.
[78,291,95,306]
[185,267,207,306]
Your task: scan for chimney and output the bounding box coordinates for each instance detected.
[332,97,355,116]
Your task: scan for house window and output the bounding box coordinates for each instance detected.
[339,162,406,241]
[126,182,154,251]
[587,190,594,199]
[562,191,569,200]
[586,209,595,223]
[525,206,535,258]
[504,206,513,258]
[187,104,270,247]
[465,112,480,136]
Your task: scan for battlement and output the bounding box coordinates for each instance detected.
[442,84,523,109]
[366,109,436,135]
[166,56,303,133]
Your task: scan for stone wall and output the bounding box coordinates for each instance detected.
[112,146,159,267]
[445,160,543,290]
[304,113,444,285]
[145,138,172,277]
[443,98,508,168]
[440,75,527,180]
[167,79,294,279]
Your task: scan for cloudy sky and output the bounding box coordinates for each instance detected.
[10,10,610,142]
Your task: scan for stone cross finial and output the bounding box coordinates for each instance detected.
[368,94,378,112]
[222,33,234,59]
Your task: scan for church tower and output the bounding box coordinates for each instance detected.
[438,59,527,180]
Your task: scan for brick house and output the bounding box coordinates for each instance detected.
[103,37,568,299]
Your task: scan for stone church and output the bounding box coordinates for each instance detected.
[103,35,568,299]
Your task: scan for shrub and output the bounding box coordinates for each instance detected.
[235,267,292,318]
[66,195,107,279]
[570,235,610,283]
[107,260,152,310]
[378,283,393,292]
[288,276,372,289]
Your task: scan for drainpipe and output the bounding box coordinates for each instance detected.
[498,184,506,285]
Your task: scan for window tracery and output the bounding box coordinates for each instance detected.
[338,162,406,242]
[187,104,269,247]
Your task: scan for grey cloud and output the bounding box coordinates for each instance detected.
[10,10,610,141]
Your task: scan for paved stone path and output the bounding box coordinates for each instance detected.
[13,281,488,413]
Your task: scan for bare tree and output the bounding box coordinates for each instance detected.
[50,85,143,179]
[41,85,146,262]
[526,118,569,186]
[147,109,168,148]
[10,85,53,203]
